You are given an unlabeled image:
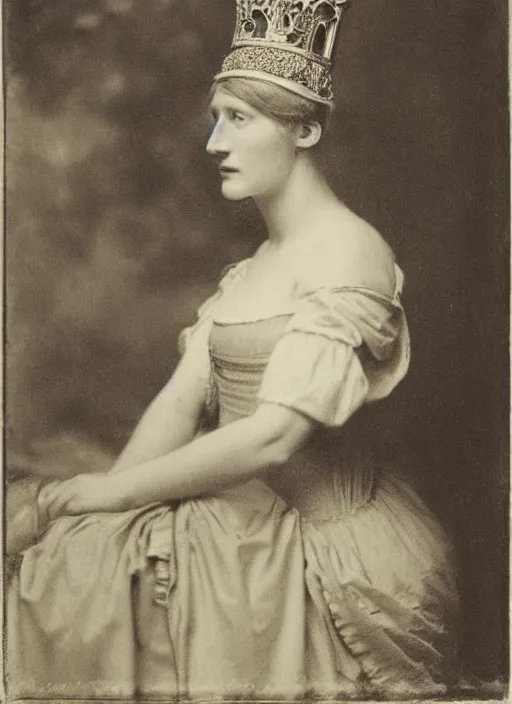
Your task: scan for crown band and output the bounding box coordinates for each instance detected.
[214,69,333,107]
[231,39,331,64]
[217,45,334,104]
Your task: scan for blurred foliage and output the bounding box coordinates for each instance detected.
[6,0,261,455]
[5,0,509,678]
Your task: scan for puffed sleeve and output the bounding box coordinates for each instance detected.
[256,283,410,427]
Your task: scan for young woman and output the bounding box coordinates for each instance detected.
[8,7,461,699]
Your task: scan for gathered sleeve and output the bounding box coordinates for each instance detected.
[257,285,410,428]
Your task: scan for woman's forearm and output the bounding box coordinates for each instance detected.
[42,405,314,518]
[111,406,313,510]
[113,418,280,508]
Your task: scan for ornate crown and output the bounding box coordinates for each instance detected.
[215,0,349,106]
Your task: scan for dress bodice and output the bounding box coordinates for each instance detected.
[209,317,376,518]
[210,316,291,427]
[180,259,411,519]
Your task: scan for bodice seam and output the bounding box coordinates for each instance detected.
[211,284,403,327]
[212,313,294,327]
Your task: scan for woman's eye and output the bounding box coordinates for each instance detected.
[229,110,247,124]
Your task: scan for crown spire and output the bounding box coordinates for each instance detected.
[215,0,349,106]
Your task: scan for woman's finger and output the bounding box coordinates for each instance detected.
[37,480,61,510]
[40,479,68,506]
[36,480,61,530]
[46,481,77,520]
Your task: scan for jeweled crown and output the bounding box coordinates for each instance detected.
[215,0,349,106]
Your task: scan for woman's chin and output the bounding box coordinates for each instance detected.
[220,181,250,201]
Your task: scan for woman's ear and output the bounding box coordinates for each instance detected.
[296,121,322,149]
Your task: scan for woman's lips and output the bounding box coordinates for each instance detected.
[219,165,238,175]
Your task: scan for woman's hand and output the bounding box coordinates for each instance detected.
[40,473,125,521]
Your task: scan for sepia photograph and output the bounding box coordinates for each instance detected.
[4,0,509,701]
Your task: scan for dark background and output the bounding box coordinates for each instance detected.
[5,0,509,684]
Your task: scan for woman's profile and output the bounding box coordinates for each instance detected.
[7,0,461,699]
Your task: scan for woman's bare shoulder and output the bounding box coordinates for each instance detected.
[298,207,397,297]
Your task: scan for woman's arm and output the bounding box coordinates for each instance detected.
[108,350,209,475]
[44,404,315,517]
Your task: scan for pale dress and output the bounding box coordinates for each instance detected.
[8,259,460,700]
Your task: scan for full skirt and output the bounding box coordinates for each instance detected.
[8,472,460,700]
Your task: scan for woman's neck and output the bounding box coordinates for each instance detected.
[254,154,337,247]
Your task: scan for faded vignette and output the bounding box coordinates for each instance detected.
[1,0,509,703]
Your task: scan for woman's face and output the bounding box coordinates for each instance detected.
[206,86,298,201]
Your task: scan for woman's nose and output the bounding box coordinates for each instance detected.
[206,117,229,156]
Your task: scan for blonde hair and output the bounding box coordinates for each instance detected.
[212,77,330,132]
